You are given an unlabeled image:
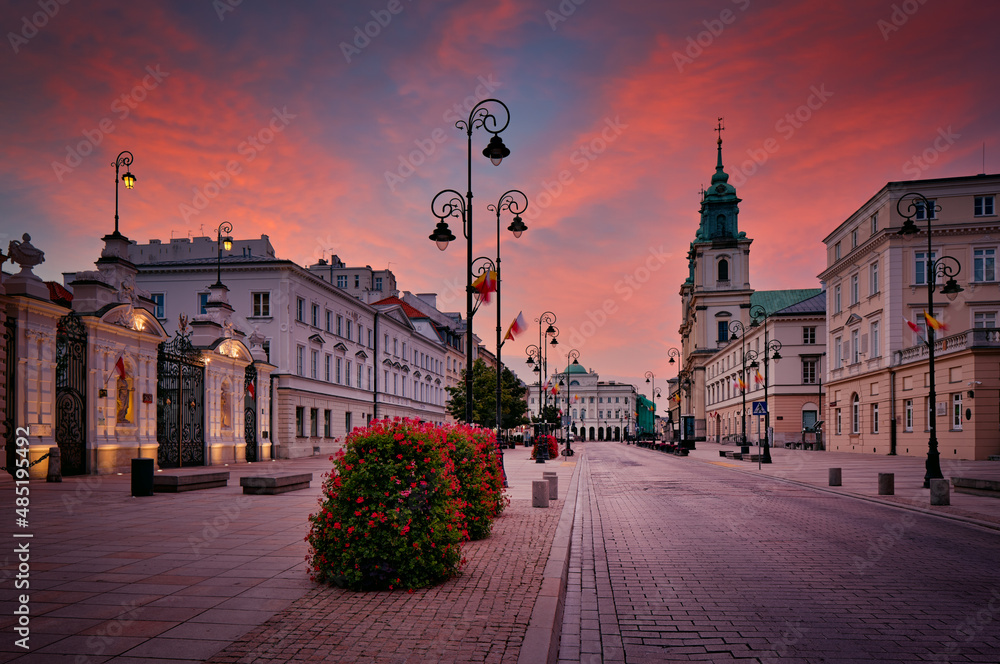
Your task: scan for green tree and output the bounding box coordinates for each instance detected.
[445,360,529,430]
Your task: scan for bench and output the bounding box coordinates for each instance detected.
[153,471,230,493]
[951,477,1000,499]
[240,473,313,495]
[741,454,761,462]
[725,451,742,460]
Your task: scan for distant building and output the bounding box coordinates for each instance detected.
[307,255,397,304]
[536,363,638,441]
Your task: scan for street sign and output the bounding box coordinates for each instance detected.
[752,401,767,415]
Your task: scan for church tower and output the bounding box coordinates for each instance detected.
[677,119,753,443]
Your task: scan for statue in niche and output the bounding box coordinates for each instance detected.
[116,375,131,423]
[221,389,231,429]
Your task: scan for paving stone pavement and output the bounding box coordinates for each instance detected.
[0,447,578,663]
[560,442,1000,664]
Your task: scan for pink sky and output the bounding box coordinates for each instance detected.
[2,0,998,392]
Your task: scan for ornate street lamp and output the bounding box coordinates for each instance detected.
[728,320,755,446]
[667,347,681,442]
[111,150,136,238]
[897,192,964,487]
[214,221,233,288]
[749,305,783,464]
[428,99,512,425]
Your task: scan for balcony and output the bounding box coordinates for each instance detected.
[895,328,1000,366]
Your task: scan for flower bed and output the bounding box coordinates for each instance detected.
[530,434,560,460]
[307,418,508,590]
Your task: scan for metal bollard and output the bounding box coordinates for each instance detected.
[878,473,894,496]
[929,478,950,506]
[46,446,62,483]
[131,458,155,497]
[532,480,550,508]
[829,468,842,486]
[542,472,558,500]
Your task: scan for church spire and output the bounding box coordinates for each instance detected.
[712,117,729,185]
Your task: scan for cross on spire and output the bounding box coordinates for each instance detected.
[715,117,725,144]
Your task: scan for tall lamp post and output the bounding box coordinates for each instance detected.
[728,320,755,445]
[560,349,580,456]
[488,191,529,441]
[896,192,964,488]
[111,150,136,238]
[644,371,660,442]
[749,305,782,464]
[428,99,512,425]
[214,221,234,288]
[526,345,542,418]
[667,347,681,441]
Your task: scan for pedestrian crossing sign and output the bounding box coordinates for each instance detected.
[752,401,767,415]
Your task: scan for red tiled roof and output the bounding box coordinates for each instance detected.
[371,296,425,319]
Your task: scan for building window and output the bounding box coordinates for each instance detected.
[834,242,841,261]
[834,336,843,369]
[375,277,383,291]
[336,315,343,336]
[311,303,319,327]
[802,358,817,385]
[974,311,997,328]
[345,411,352,433]
[358,363,363,388]
[337,275,347,288]
[393,338,399,356]
[914,198,936,220]
[871,211,879,234]
[310,350,318,379]
[915,251,937,285]
[296,297,305,322]
[336,358,342,384]
[325,354,331,381]
[198,292,210,315]
[851,394,860,434]
[905,399,913,432]
[717,321,729,343]
[358,323,363,342]
[974,248,995,282]
[835,408,842,435]
[324,410,331,437]
[850,274,859,305]
[296,407,305,436]
[717,259,729,282]
[974,195,995,217]
[870,261,879,295]
[310,408,318,437]
[952,393,963,430]
[851,329,860,364]
[346,360,352,387]
[250,292,269,317]
[834,285,842,313]
[871,403,879,434]
[149,292,165,318]
[296,346,304,376]
[870,321,880,358]
[803,326,816,344]
[354,275,360,288]
[851,228,858,249]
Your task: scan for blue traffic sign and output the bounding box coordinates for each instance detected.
[752,401,767,415]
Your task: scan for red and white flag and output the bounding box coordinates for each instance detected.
[503,311,527,341]
[472,270,497,304]
[245,380,256,400]
[105,352,126,384]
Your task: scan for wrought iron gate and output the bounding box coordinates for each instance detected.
[3,316,16,477]
[55,312,87,475]
[244,363,258,462]
[157,333,205,468]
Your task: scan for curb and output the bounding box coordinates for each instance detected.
[517,454,582,664]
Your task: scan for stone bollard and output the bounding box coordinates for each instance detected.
[46,446,62,483]
[929,478,950,506]
[829,468,842,486]
[542,472,558,500]
[878,473,894,496]
[532,480,550,508]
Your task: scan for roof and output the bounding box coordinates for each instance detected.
[46,281,73,305]
[371,296,426,319]
[773,290,826,315]
[749,289,823,316]
[566,363,588,374]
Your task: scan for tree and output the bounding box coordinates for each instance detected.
[445,360,529,430]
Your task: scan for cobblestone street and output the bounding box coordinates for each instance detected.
[560,443,1000,663]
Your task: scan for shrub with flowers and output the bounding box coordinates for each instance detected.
[531,434,560,460]
[306,418,465,591]
[444,424,509,540]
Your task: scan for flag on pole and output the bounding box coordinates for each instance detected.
[754,369,764,385]
[472,270,497,304]
[924,311,947,332]
[904,317,927,344]
[734,377,746,391]
[503,311,527,341]
[245,379,256,400]
[105,352,126,384]
[672,393,681,403]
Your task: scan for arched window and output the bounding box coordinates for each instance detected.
[718,258,729,282]
[715,214,727,237]
[852,393,860,434]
